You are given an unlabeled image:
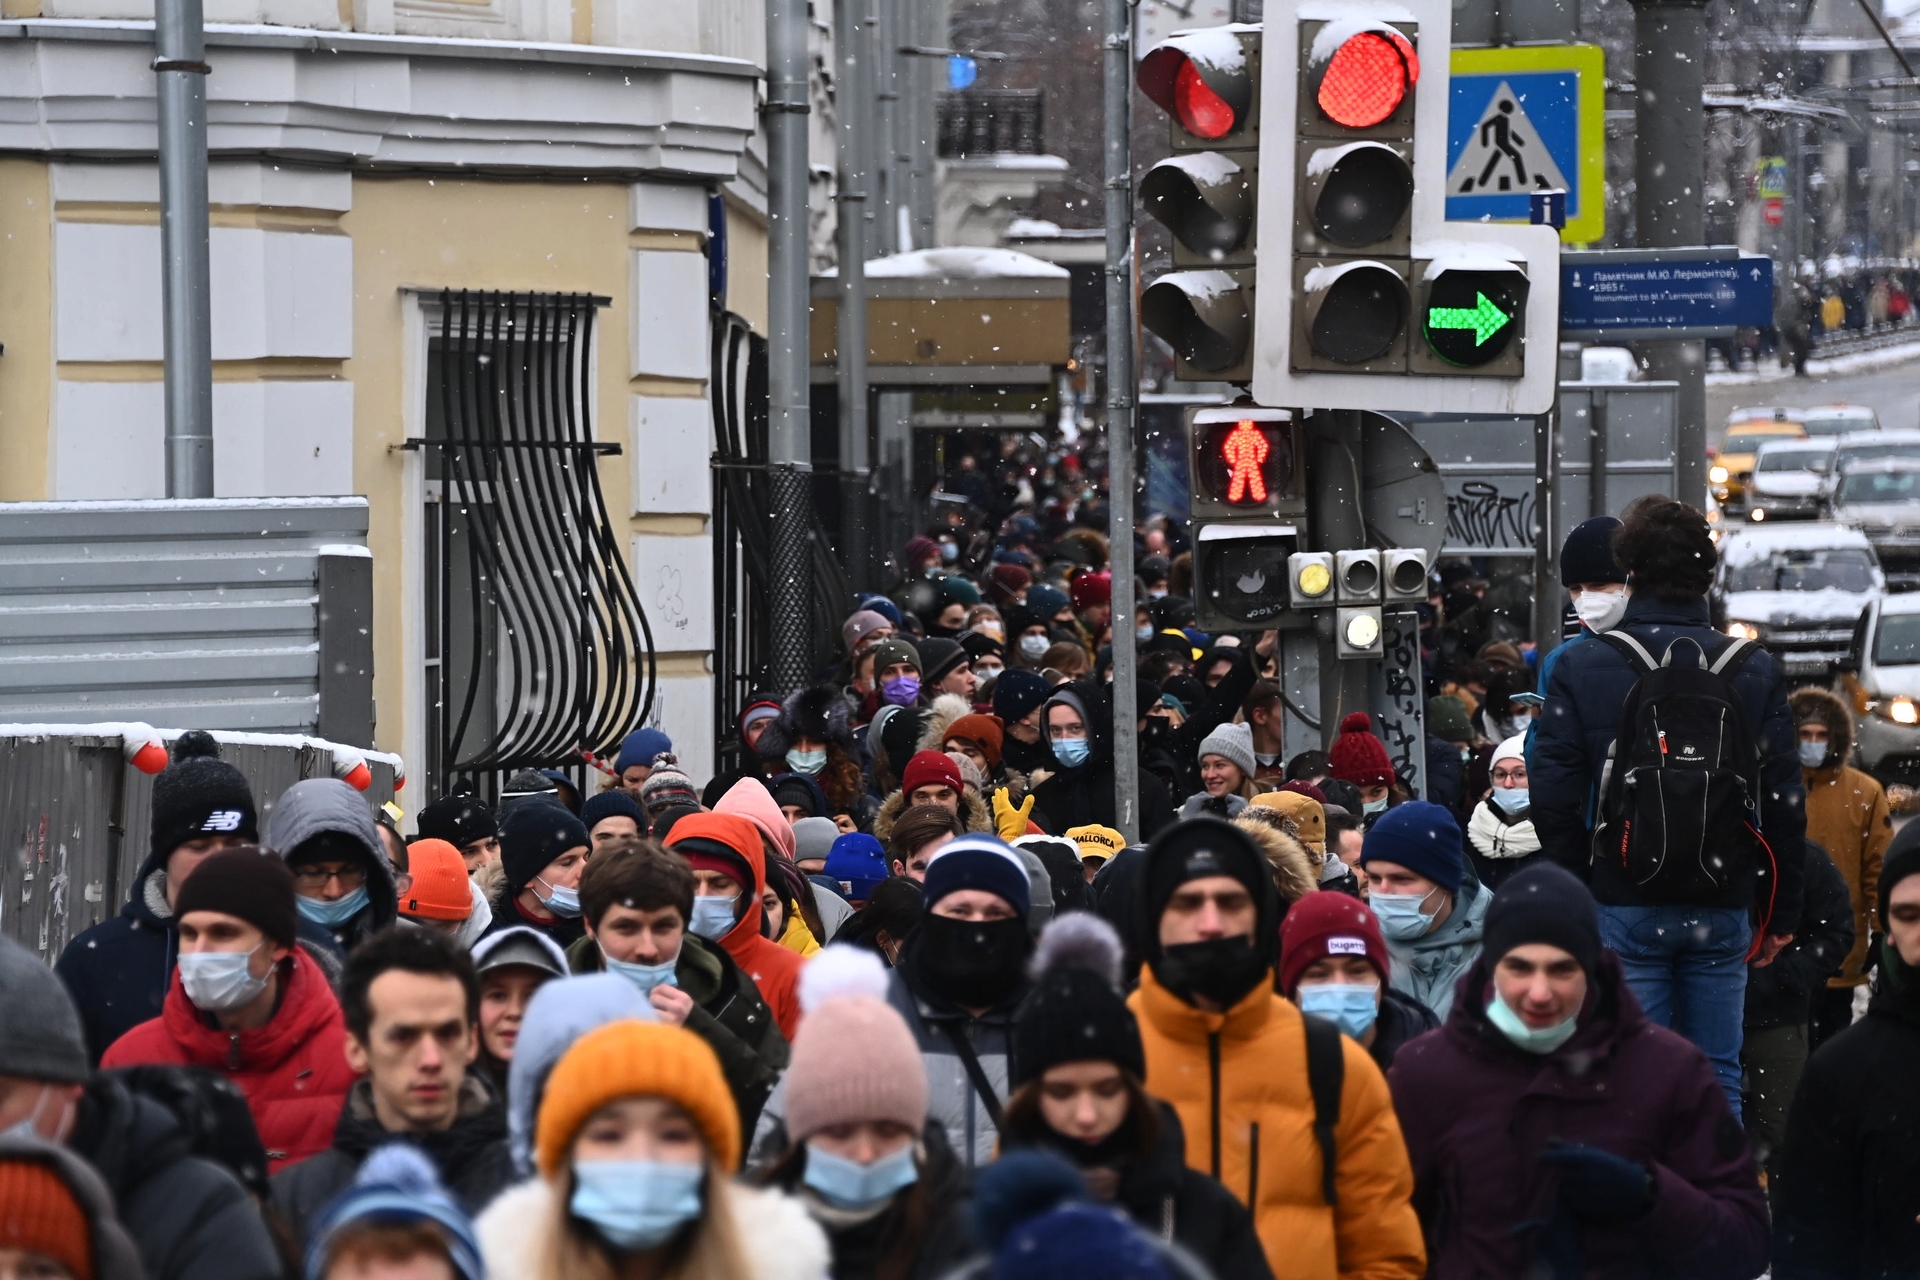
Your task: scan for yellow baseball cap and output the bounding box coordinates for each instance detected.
[1065,824,1126,864]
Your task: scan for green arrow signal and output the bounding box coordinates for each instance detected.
[1427,292,1511,346]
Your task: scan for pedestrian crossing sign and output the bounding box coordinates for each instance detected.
[1446,44,1606,245]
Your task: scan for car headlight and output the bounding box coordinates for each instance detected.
[1750,507,1767,522]
[1710,465,1729,483]
[1726,621,1761,640]
[1892,697,1920,725]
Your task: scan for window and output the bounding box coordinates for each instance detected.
[1724,548,1875,594]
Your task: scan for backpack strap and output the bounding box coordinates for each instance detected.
[938,1021,1004,1132]
[1709,637,1758,678]
[1596,629,1659,673]
[1302,1013,1344,1207]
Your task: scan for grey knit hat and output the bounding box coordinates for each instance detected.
[1197,721,1257,781]
[0,936,88,1084]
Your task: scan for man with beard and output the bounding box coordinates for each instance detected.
[1128,819,1424,1280]
[884,833,1034,1169]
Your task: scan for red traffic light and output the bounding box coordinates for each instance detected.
[1139,31,1254,141]
[1312,25,1418,128]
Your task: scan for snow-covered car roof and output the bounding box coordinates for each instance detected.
[1716,522,1874,567]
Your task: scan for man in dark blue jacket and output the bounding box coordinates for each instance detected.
[1532,496,1805,1118]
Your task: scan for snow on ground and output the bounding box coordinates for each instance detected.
[1707,338,1920,386]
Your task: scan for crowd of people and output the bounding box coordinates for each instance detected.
[2,491,1916,1280]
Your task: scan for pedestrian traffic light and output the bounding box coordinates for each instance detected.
[1138,26,1261,380]
[1186,406,1305,521]
[1247,0,1561,415]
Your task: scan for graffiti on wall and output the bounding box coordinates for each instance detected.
[1446,479,1536,551]
[1372,610,1426,800]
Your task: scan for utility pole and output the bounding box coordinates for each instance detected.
[1631,0,1708,507]
[767,0,815,692]
[155,0,214,498]
[836,0,874,591]
[1103,0,1138,842]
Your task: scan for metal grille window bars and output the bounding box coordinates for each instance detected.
[405,290,655,789]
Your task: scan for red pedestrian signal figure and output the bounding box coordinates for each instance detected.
[1222,419,1269,504]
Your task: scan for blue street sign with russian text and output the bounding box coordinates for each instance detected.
[1559,248,1774,339]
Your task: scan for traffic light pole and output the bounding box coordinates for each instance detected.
[767,0,815,692]
[156,0,214,499]
[1311,412,1371,741]
[1103,0,1138,843]
[835,0,874,591]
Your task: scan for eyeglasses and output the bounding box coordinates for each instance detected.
[1491,768,1528,785]
[291,863,368,891]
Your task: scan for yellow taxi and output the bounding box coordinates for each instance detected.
[1711,410,1809,515]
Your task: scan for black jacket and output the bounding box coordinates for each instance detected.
[1370,987,1440,1072]
[1029,681,1175,839]
[565,931,789,1135]
[271,1075,516,1247]
[1113,1104,1274,1280]
[1772,949,1920,1278]
[770,1122,976,1280]
[1745,842,1855,1029]
[68,1073,283,1280]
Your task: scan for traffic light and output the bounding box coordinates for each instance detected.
[1248,0,1561,415]
[1336,607,1385,658]
[1138,27,1261,380]
[1383,547,1430,602]
[1186,406,1303,631]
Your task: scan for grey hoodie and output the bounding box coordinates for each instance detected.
[504,971,658,1176]
[265,777,397,951]
[1384,870,1493,1022]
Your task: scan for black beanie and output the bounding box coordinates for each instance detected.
[1559,516,1625,586]
[1138,818,1277,965]
[415,794,497,848]
[916,637,968,686]
[1880,827,1920,923]
[498,802,589,895]
[1012,915,1144,1088]
[172,847,298,947]
[1482,862,1602,976]
[151,745,258,861]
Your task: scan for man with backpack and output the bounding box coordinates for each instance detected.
[1128,818,1425,1280]
[1533,496,1806,1116]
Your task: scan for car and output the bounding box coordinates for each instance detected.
[1838,593,1920,779]
[1830,427,1920,479]
[1714,523,1882,677]
[1797,403,1881,438]
[1745,438,1838,522]
[1828,459,1920,591]
[1712,418,1810,515]
[1580,347,1641,382]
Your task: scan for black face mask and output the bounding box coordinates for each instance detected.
[1002,734,1050,773]
[1152,936,1270,1010]
[917,913,1032,1009]
[1140,718,1171,749]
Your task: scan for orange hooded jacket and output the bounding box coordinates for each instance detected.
[1129,966,1425,1280]
[666,811,805,1037]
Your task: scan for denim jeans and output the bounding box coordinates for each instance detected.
[1597,904,1752,1120]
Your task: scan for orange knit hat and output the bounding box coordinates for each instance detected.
[0,1160,93,1280]
[534,1021,741,1176]
[399,839,474,922]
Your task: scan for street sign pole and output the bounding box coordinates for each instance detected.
[1103,0,1137,843]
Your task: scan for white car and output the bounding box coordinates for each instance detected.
[1745,438,1837,522]
[1714,523,1881,677]
[1839,593,1920,778]
[1828,460,1920,592]
[1796,403,1881,438]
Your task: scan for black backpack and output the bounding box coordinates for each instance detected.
[1590,631,1773,905]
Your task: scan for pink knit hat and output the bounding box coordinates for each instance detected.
[784,947,928,1140]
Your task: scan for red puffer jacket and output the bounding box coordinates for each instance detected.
[101,946,357,1171]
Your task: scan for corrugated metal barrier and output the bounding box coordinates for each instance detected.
[1,725,401,960]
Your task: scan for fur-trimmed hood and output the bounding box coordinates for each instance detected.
[476,1175,831,1280]
[1231,812,1321,903]
[1789,685,1855,767]
[870,785,994,845]
[755,685,858,761]
[917,692,977,755]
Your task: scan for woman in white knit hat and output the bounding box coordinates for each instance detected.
[1463,733,1541,890]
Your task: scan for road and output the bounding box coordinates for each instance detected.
[1706,345,1920,450]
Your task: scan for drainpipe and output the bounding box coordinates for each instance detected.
[767,0,815,691]
[156,0,214,498]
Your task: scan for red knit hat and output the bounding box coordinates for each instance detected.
[1070,570,1112,610]
[943,714,1005,772]
[1327,713,1394,788]
[1278,890,1390,995]
[901,750,963,796]
[987,563,1033,606]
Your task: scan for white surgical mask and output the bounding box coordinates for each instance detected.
[689,894,739,940]
[1572,586,1629,634]
[178,946,270,1012]
[1019,634,1051,661]
[0,1085,56,1141]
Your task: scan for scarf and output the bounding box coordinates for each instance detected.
[1466,800,1541,859]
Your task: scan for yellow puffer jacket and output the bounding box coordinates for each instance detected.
[1130,968,1424,1280]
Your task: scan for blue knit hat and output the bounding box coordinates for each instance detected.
[825,832,889,901]
[1025,582,1070,621]
[304,1145,484,1280]
[993,669,1053,724]
[856,593,905,628]
[580,788,644,834]
[1560,515,1625,586]
[1358,800,1464,893]
[614,727,674,774]
[924,834,1032,917]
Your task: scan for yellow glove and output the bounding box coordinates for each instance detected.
[993,788,1036,842]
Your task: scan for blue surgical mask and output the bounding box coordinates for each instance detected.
[570,1159,705,1251]
[1485,992,1580,1054]
[1798,740,1830,769]
[786,747,828,775]
[177,947,269,1012]
[297,884,368,927]
[1491,786,1530,815]
[881,675,921,707]
[1136,624,1154,642]
[535,879,582,918]
[1053,737,1090,768]
[803,1141,920,1210]
[1368,890,1439,941]
[1362,797,1389,816]
[1295,981,1380,1039]
[689,894,739,940]
[605,952,680,995]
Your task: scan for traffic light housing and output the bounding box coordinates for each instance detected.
[1249,0,1560,415]
[1186,406,1300,631]
[1138,27,1261,380]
